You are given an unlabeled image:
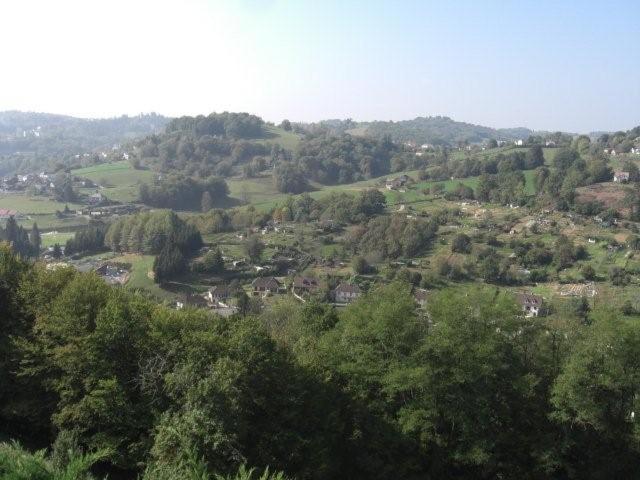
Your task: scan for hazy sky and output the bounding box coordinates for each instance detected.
[0,0,638,132]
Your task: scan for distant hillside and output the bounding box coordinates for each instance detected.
[353,116,533,146]
[0,111,169,153]
[0,111,169,174]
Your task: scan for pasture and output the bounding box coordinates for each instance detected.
[257,125,302,151]
[71,161,155,203]
[40,231,75,247]
[0,193,81,214]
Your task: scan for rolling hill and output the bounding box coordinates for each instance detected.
[351,116,533,145]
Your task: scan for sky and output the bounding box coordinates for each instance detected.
[0,0,638,133]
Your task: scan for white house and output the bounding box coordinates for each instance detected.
[614,171,630,183]
[207,285,233,303]
[333,283,361,304]
[516,293,543,317]
[514,139,524,146]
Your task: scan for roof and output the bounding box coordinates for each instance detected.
[334,283,361,295]
[414,288,428,302]
[0,209,18,216]
[614,171,630,177]
[252,276,282,289]
[516,293,543,307]
[293,276,319,289]
[184,294,208,307]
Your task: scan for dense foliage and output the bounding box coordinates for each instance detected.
[0,216,39,258]
[3,244,640,479]
[349,214,438,259]
[105,210,202,255]
[139,174,229,210]
[64,223,108,256]
[133,112,272,177]
[291,133,399,185]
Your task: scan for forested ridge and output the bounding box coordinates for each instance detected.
[2,244,640,479]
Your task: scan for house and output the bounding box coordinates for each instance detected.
[385,174,411,191]
[176,294,208,310]
[333,283,362,304]
[292,276,320,295]
[545,140,556,147]
[87,192,105,205]
[414,288,428,308]
[420,143,433,150]
[514,139,524,146]
[96,263,129,285]
[0,208,18,219]
[632,147,640,155]
[614,171,630,183]
[516,293,543,317]
[252,276,284,296]
[611,149,617,156]
[207,285,233,303]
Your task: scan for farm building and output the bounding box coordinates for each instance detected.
[207,285,233,303]
[516,293,543,317]
[385,174,410,190]
[292,276,320,295]
[0,208,19,219]
[333,283,361,304]
[252,276,285,296]
[614,171,630,183]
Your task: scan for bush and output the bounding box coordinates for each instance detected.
[451,233,472,254]
[581,264,596,281]
[352,255,370,274]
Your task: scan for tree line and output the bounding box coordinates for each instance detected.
[0,217,41,258]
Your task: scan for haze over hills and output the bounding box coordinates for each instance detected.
[0,111,167,156]
[0,110,602,156]
[352,116,534,146]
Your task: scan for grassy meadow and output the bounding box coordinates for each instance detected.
[71,161,155,203]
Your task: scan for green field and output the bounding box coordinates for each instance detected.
[110,253,175,299]
[71,161,155,203]
[40,231,75,247]
[0,193,82,214]
[257,125,302,151]
[227,167,537,211]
